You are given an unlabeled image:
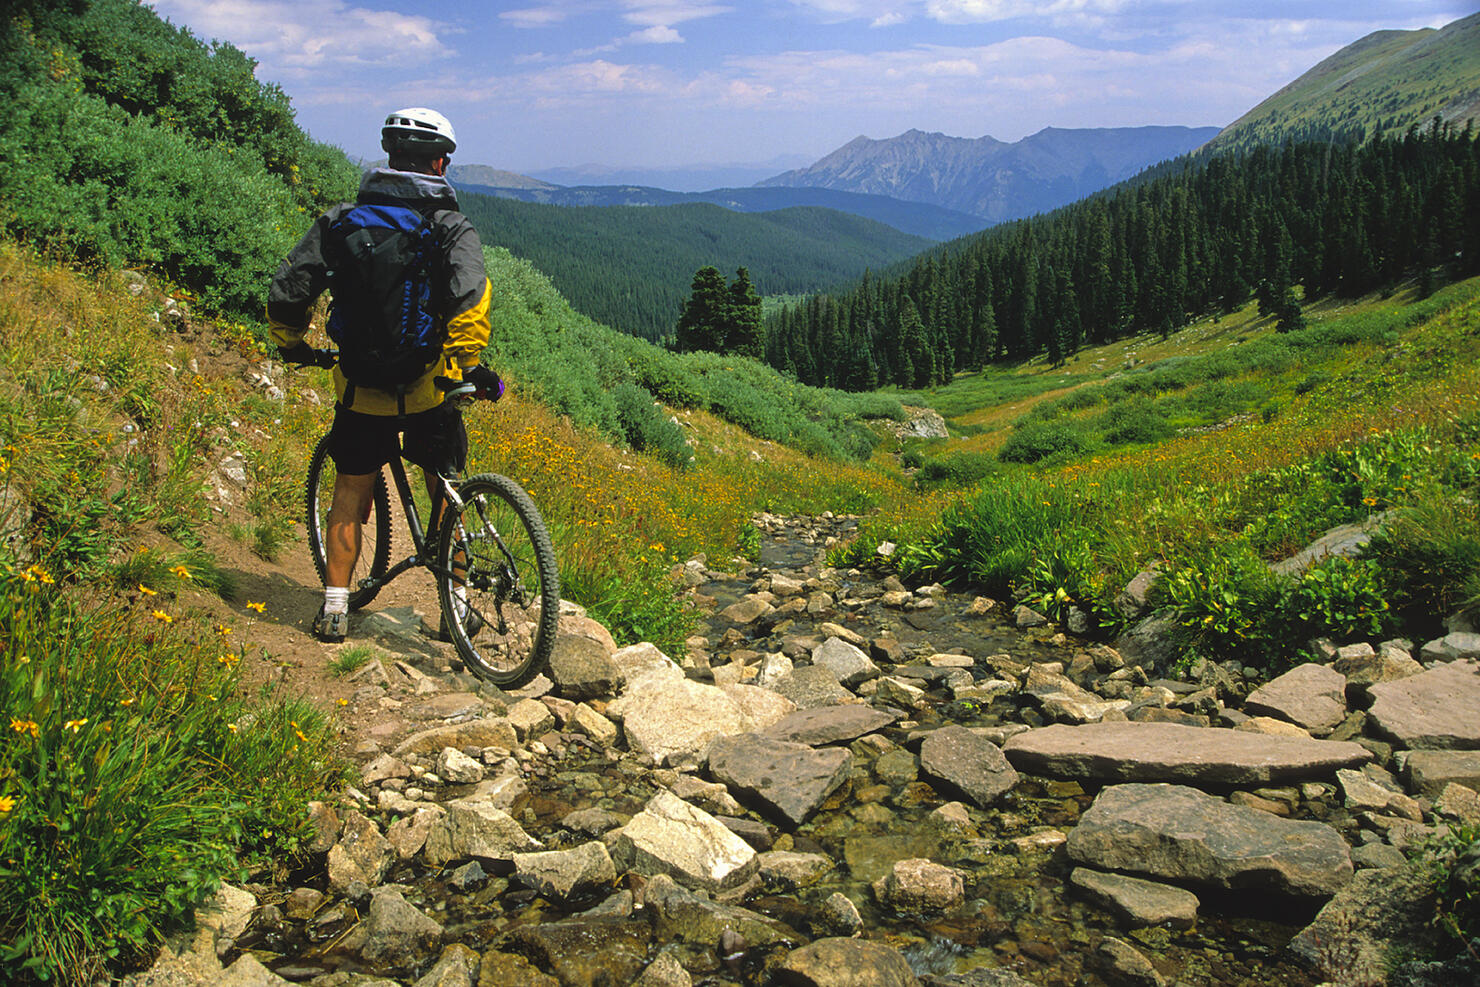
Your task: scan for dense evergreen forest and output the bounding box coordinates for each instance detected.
[767,128,1480,390]
[457,194,930,342]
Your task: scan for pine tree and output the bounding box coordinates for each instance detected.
[675,266,729,353]
[725,267,764,358]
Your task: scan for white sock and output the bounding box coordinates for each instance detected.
[454,585,469,621]
[324,586,350,615]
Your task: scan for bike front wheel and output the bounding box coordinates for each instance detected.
[436,473,560,687]
[305,433,392,610]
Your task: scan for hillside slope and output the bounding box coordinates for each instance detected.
[1206,11,1480,153]
[460,194,933,340]
[758,125,1219,221]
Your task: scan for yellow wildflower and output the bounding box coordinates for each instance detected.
[152,610,173,624]
[170,564,191,580]
[10,717,39,738]
[246,601,266,613]
[0,795,14,813]
[64,718,87,733]
[139,583,158,596]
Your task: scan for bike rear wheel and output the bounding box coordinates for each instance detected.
[435,473,559,687]
[305,433,393,610]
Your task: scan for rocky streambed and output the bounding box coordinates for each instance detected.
[131,514,1480,987]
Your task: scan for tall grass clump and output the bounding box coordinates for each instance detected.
[0,564,342,983]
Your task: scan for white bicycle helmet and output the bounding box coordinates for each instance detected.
[381,107,457,155]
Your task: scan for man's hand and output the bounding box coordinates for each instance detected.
[278,343,317,366]
[464,365,505,401]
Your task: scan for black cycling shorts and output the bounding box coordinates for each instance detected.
[327,401,467,477]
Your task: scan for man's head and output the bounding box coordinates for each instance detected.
[382,107,457,176]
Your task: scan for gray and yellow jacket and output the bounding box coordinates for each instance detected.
[267,168,492,416]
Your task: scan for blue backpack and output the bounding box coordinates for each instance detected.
[326,203,444,397]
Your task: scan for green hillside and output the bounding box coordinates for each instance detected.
[459,193,932,341]
[1206,12,1480,153]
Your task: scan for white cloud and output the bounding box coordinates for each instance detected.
[620,2,731,27]
[150,0,446,71]
[500,6,573,28]
[924,0,1127,24]
[628,24,686,43]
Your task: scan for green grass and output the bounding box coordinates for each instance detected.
[329,642,382,676]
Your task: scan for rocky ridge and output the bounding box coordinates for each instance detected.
[131,513,1480,987]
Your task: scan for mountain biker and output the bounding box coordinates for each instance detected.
[266,107,502,643]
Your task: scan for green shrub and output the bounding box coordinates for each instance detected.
[1278,555,1396,644]
[0,565,342,983]
[613,382,692,469]
[1411,823,1480,954]
[1102,396,1174,446]
[915,451,998,489]
[1160,548,1281,663]
[1369,491,1480,633]
[998,422,1089,464]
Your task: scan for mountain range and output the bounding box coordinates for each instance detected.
[757,125,1220,222]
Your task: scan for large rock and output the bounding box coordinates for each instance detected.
[1069,868,1198,929]
[872,858,964,912]
[327,810,393,892]
[777,938,922,987]
[811,637,880,687]
[1243,663,1347,735]
[1066,783,1353,897]
[359,887,442,969]
[393,718,518,758]
[721,683,798,732]
[503,917,651,987]
[512,841,617,903]
[423,795,541,866]
[770,664,855,708]
[1003,721,1370,784]
[609,790,757,891]
[642,873,801,949]
[1288,860,1442,982]
[1404,750,1480,798]
[546,634,622,701]
[1368,660,1480,749]
[609,673,751,768]
[764,706,898,746]
[918,725,1019,808]
[707,733,852,827]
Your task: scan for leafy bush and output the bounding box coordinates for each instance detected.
[1102,396,1174,446]
[612,382,691,469]
[1278,555,1396,644]
[1369,491,1480,634]
[998,422,1089,464]
[914,451,998,489]
[1411,824,1480,955]
[0,566,342,982]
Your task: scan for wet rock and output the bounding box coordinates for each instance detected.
[1288,859,1441,983]
[448,860,488,891]
[642,873,801,948]
[502,917,651,987]
[816,891,863,937]
[562,806,627,837]
[1114,569,1162,621]
[1068,868,1198,929]
[764,706,898,746]
[770,664,855,708]
[475,950,559,987]
[757,850,835,891]
[360,887,442,970]
[872,858,964,913]
[1066,783,1353,897]
[670,774,744,816]
[423,795,541,866]
[1368,660,1480,749]
[919,969,1039,987]
[610,672,751,768]
[327,810,392,893]
[1003,721,1370,784]
[1096,936,1165,986]
[707,733,852,827]
[811,637,880,687]
[777,937,922,986]
[875,676,927,707]
[1243,663,1347,735]
[1013,605,1048,628]
[757,652,795,687]
[610,790,757,891]
[721,594,775,624]
[413,943,481,987]
[918,725,1019,808]
[547,634,622,701]
[1113,613,1182,673]
[630,950,692,987]
[512,841,616,903]
[283,887,326,922]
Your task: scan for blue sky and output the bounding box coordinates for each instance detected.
[149,1,1474,175]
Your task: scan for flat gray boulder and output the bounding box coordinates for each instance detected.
[1404,750,1480,797]
[609,671,751,768]
[546,634,622,701]
[422,795,541,866]
[512,841,617,903]
[1288,859,1440,982]
[707,733,852,827]
[770,664,855,708]
[1368,660,1480,750]
[1069,868,1198,929]
[919,725,1019,807]
[1243,663,1347,735]
[1066,783,1353,897]
[763,706,897,746]
[811,637,880,686]
[1003,721,1370,784]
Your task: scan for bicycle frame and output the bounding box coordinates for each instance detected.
[353,455,462,595]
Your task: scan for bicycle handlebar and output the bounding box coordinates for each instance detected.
[287,349,501,402]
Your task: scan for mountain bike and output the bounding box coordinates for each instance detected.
[299,351,559,687]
